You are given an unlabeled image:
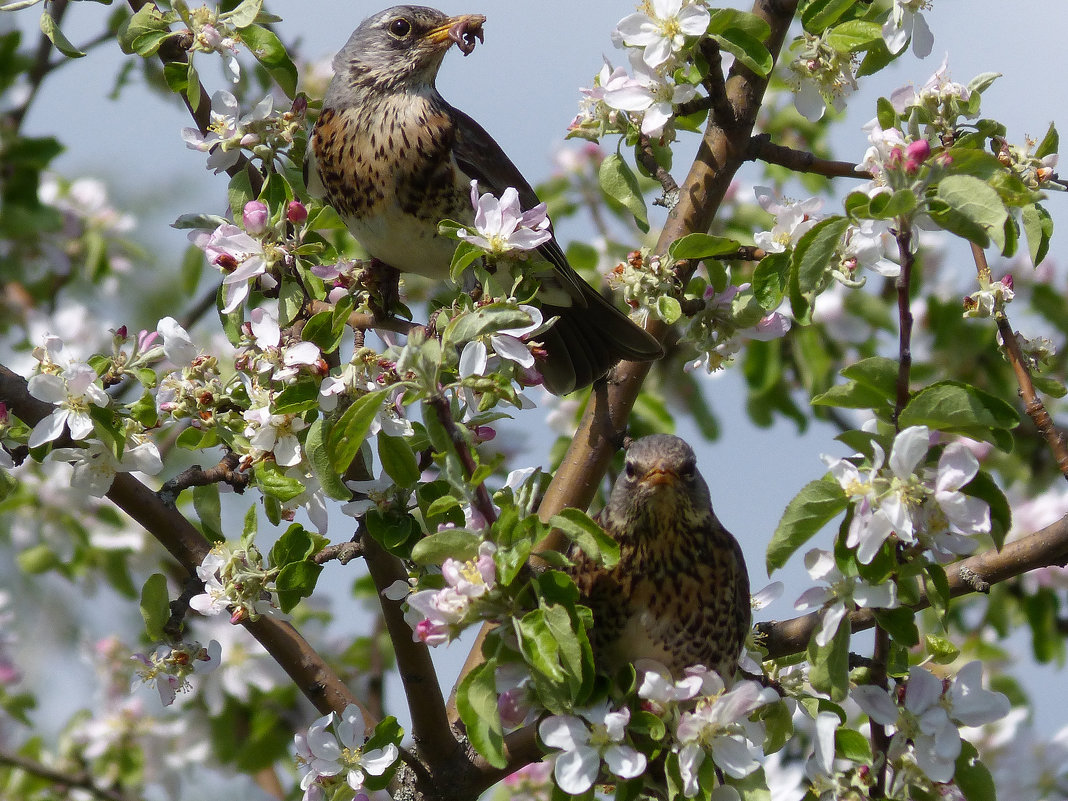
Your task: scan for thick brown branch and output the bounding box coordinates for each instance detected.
[757,512,1068,658]
[0,363,365,723]
[158,451,249,501]
[360,524,459,772]
[748,134,871,179]
[0,747,136,801]
[970,244,1068,479]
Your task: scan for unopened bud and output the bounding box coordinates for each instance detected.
[287,200,308,223]
[243,200,269,235]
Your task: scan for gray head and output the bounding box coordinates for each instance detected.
[326,6,485,101]
[601,434,714,538]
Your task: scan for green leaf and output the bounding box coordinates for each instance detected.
[193,484,224,541]
[1021,202,1053,266]
[305,417,350,501]
[924,633,961,664]
[955,741,996,801]
[802,0,859,32]
[711,28,773,76]
[840,356,900,400]
[275,561,323,612]
[117,3,173,56]
[706,9,770,40]
[836,727,872,763]
[767,477,848,572]
[550,508,620,568]
[140,573,170,641]
[962,469,1011,550]
[240,24,298,97]
[410,529,481,565]
[301,309,347,353]
[872,607,919,647]
[924,562,951,621]
[457,660,506,768]
[930,175,1009,250]
[328,389,389,473]
[793,216,850,295]
[253,463,307,502]
[876,97,896,131]
[655,295,682,324]
[39,10,85,57]
[272,380,320,414]
[753,251,790,309]
[826,19,883,51]
[225,0,264,28]
[668,233,741,261]
[811,380,893,412]
[1035,121,1059,159]
[599,153,648,232]
[443,303,533,347]
[808,617,850,701]
[899,380,1019,433]
[378,434,420,487]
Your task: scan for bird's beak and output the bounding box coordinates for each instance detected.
[640,466,678,487]
[427,14,486,56]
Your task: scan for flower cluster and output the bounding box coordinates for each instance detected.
[189,541,279,623]
[608,249,683,326]
[853,662,1010,785]
[182,91,305,174]
[786,31,859,122]
[132,640,220,706]
[638,666,779,796]
[963,274,1014,319]
[994,134,1061,192]
[570,0,709,141]
[402,542,498,646]
[682,280,791,373]
[823,425,991,564]
[295,704,399,801]
[888,56,977,141]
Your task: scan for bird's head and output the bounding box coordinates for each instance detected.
[601,434,715,539]
[327,6,485,99]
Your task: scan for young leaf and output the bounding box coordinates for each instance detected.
[240,24,298,97]
[140,573,171,642]
[410,528,481,565]
[668,233,741,261]
[792,216,850,296]
[550,508,620,567]
[599,153,648,232]
[328,389,389,473]
[767,477,848,572]
[456,660,506,769]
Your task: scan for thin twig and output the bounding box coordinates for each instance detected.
[970,244,1068,479]
[313,539,365,565]
[756,511,1068,658]
[425,393,497,527]
[636,135,679,209]
[0,747,137,801]
[892,225,914,426]
[158,451,249,503]
[748,134,872,180]
[869,625,892,797]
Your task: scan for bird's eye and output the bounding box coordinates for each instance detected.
[624,461,637,479]
[388,17,412,38]
[680,461,696,480]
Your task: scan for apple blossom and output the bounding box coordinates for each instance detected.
[538,701,646,794]
[295,704,399,801]
[458,181,552,255]
[614,0,711,68]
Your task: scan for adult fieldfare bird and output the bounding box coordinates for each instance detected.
[306,6,663,395]
[570,435,751,679]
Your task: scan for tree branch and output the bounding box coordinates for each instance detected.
[0,747,138,801]
[892,225,914,426]
[0,363,366,724]
[757,512,1068,658]
[359,522,460,772]
[747,134,872,179]
[306,299,424,336]
[970,244,1068,480]
[157,451,249,501]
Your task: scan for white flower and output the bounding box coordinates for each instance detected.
[189,223,272,313]
[753,187,823,253]
[675,680,775,794]
[403,542,498,646]
[794,549,897,646]
[296,704,399,800]
[243,404,307,467]
[458,181,552,254]
[49,440,163,498]
[156,317,198,366]
[538,701,646,794]
[615,0,710,68]
[882,0,934,58]
[853,662,1009,784]
[27,362,110,448]
[859,120,908,177]
[247,307,322,383]
[603,51,697,137]
[181,91,273,173]
[189,552,231,616]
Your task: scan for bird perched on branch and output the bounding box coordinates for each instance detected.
[306,5,663,395]
[570,434,751,679]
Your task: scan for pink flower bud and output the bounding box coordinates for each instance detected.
[1000,274,1014,292]
[242,201,268,235]
[472,425,496,443]
[287,200,308,223]
[115,325,128,339]
[905,139,931,162]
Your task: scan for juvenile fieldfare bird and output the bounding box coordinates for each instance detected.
[569,435,751,679]
[306,6,663,395]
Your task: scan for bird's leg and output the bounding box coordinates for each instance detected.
[360,258,402,320]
